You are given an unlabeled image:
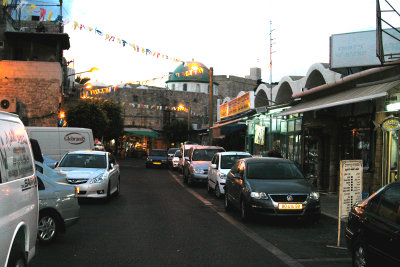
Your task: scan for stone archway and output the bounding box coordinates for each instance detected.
[305,70,326,90]
[255,89,269,107]
[275,82,293,104]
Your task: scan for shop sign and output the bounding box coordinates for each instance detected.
[381,116,400,132]
[339,160,363,218]
[219,92,255,120]
[254,125,265,145]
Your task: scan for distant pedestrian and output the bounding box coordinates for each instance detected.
[267,145,282,158]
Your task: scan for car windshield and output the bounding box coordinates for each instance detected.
[149,150,167,157]
[168,148,178,154]
[184,149,190,157]
[192,149,224,161]
[220,154,251,169]
[246,162,305,180]
[59,154,107,168]
[174,151,181,157]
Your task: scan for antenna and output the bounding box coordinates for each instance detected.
[269,20,276,105]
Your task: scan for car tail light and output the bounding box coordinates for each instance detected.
[75,186,80,196]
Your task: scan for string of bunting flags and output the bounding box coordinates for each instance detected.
[73,20,184,63]
[2,0,65,24]
[129,103,196,116]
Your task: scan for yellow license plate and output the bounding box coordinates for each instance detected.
[153,162,161,165]
[278,203,303,210]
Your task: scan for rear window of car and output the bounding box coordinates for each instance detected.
[59,154,106,168]
[168,148,178,154]
[149,150,168,157]
[192,149,224,161]
[246,162,304,180]
[221,154,251,169]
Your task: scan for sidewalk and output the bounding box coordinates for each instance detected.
[320,193,346,221]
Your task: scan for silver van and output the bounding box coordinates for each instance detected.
[0,111,39,266]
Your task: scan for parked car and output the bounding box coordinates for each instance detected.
[55,150,120,199]
[224,157,320,222]
[0,111,38,267]
[171,150,182,170]
[178,144,198,174]
[167,148,179,167]
[146,149,168,168]
[35,161,80,244]
[183,145,225,186]
[207,151,252,198]
[345,181,400,266]
[43,155,58,168]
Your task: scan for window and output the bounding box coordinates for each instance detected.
[183,84,188,91]
[133,95,138,102]
[377,185,400,224]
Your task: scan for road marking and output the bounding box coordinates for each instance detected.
[169,171,304,267]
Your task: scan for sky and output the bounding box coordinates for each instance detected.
[52,0,397,86]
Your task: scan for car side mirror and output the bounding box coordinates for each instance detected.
[54,161,59,168]
[211,164,217,169]
[110,163,114,169]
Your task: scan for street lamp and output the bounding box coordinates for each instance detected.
[67,67,99,77]
[178,104,191,141]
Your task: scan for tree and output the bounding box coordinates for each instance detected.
[66,99,124,143]
[163,119,191,145]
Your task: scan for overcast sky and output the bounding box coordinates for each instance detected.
[60,0,394,86]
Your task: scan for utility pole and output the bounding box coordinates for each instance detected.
[269,20,275,105]
[208,67,214,145]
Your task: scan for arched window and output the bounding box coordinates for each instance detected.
[183,84,188,91]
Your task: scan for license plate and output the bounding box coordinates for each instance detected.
[153,162,161,165]
[278,203,303,210]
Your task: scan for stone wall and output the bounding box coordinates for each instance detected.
[95,85,219,131]
[214,75,258,100]
[0,60,62,126]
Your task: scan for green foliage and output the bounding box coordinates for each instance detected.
[163,119,191,144]
[74,76,91,84]
[66,99,123,142]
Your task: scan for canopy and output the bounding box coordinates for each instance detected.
[124,128,159,138]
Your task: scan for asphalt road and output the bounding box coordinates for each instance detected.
[30,158,351,267]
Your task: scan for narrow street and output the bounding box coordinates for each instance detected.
[30,158,351,267]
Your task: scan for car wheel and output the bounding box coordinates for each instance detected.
[215,183,222,198]
[38,211,58,244]
[207,180,213,194]
[224,193,233,211]
[353,239,368,267]
[240,198,252,222]
[7,241,26,267]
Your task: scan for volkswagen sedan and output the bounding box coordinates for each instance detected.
[224,157,320,222]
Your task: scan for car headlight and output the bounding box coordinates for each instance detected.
[250,192,269,200]
[310,192,320,200]
[90,173,107,184]
[218,172,227,179]
[194,168,203,174]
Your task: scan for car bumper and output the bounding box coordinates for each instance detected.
[248,199,321,217]
[190,173,208,182]
[146,161,168,168]
[76,182,108,198]
[172,162,179,168]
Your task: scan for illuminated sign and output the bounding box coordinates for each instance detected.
[219,92,255,120]
[382,117,400,132]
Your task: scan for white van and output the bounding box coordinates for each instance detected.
[26,127,94,161]
[0,111,39,266]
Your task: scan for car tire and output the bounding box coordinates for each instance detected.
[224,193,233,211]
[7,241,26,267]
[207,180,213,194]
[215,183,222,198]
[240,198,252,222]
[353,239,368,267]
[38,211,59,244]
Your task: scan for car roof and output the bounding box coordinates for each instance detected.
[217,151,251,156]
[243,157,292,164]
[192,145,224,150]
[66,150,108,155]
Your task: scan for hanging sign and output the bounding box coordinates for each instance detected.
[219,91,255,120]
[381,116,400,132]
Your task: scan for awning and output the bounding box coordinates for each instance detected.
[124,128,159,138]
[276,80,400,117]
[211,118,246,137]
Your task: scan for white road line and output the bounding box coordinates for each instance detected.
[169,171,304,267]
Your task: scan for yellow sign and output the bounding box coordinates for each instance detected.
[219,91,254,119]
[382,117,400,132]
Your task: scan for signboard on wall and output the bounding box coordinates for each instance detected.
[339,160,363,218]
[254,125,265,145]
[330,28,400,69]
[219,91,255,120]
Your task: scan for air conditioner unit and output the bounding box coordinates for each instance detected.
[0,97,17,113]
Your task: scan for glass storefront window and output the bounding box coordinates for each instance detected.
[288,120,295,132]
[342,129,371,171]
[295,119,302,131]
[281,121,287,133]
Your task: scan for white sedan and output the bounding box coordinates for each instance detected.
[207,151,252,198]
[55,150,120,199]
